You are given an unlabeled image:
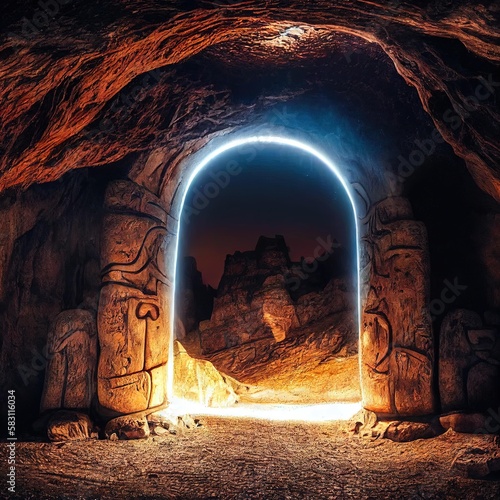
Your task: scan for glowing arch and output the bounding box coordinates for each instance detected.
[168,136,362,406]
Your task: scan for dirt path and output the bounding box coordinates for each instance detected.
[3,417,500,499]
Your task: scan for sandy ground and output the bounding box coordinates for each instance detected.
[2,417,500,500]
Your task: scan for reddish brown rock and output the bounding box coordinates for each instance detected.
[452,448,500,479]
[199,235,354,355]
[439,413,497,434]
[384,421,437,442]
[0,0,498,435]
[176,256,215,339]
[199,236,299,353]
[0,2,498,204]
[439,310,500,413]
[47,411,94,442]
[295,278,353,327]
[439,310,482,412]
[105,415,150,440]
[204,311,361,404]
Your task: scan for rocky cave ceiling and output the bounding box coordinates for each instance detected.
[0,0,499,201]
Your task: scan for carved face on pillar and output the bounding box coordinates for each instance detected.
[97,181,173,416]
[361,197,434,416]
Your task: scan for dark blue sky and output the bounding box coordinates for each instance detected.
[178,144,356,287]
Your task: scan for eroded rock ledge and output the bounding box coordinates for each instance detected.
[0,1,498,201]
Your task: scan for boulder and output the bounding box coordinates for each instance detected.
[47,410,94,442]
[105,415,150,440]
[452,448,500,479]
[174,340,239,407]
[439,412,496,434]
[384,421,437,442]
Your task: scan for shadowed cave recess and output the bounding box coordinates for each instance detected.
[0,0,499,497]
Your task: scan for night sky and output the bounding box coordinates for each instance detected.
[178,144,356,288]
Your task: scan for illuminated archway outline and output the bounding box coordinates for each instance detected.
[168,135,362,404]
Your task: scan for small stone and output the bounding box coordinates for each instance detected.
[384,421,437,442]
[439,412,493,434]
[47,410,93,442]
[153,425,168,436]
[105,415,150,440]
[179,414,196,429]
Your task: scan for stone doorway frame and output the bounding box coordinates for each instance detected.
[168,135,363,403]
[97,132,434,420]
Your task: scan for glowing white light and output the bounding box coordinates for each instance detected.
[168,136,362,407]
[163,398,362,422]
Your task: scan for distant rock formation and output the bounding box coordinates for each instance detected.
[181,235,356,355]
[176,256,216,340]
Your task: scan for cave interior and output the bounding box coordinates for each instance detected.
[1,0,500,498]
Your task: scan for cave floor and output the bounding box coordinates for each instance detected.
[6,417,500,500]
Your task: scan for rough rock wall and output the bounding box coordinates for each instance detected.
[0,0,497,427]
[478,215,500,309]
[0,170,105,432]
[439,309,500,414]
[0,1,498,202]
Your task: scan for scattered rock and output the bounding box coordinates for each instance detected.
[147,412,173,428]
[105,415,150,440]
[384,421,437,442]
[350,409,392,439]
[153,425,168,436]
[439,412,496,434]
[47,411,93,442]
[452,448,500,478]
[178,414,197,429]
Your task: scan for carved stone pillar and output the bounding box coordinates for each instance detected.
[97,180,173,417]
[360,197,434,416]
[41,308,98,413]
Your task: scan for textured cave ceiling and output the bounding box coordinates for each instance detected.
[0,0,499,201]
